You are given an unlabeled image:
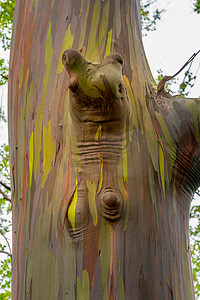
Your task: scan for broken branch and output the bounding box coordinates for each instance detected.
[157,50,200,97]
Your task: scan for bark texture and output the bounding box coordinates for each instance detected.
[8,0,200,299]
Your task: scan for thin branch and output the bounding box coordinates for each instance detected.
[0,250,12,257]
[0,181,11,191]
[0,74,8,80]
[0,188,11,202]
[157,50,200,97]
[0,231,12,258]
[172,50,200,79]
[195,190,200,197]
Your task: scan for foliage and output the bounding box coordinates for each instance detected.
[0,1,15,298]
[190,192,200,299]
[0,59,8,86]
[0,257,11,299]
[156,68,177,94]
[0,144,11,212]
[0,0,15,50]
[0,144,11,298]
[140,0,164,36]
[156,60,198,98]
[194,0,200,14]
[178,69,197,97]
[0,106,6,122]
[0,0,15,85]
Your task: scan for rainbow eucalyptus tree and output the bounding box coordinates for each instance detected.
[8,0,200,299]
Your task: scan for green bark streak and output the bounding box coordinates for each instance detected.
[28,199,60,300]
[77,270,90,300]
[29,132,34,186]
[155,111,177,180]
[99,217,112,300]
[85,0,100,61]
[104,29,112,59]
[114,0,121,39]
[34,22,53,179]
[57,24,74,74]
[117,273,125,300]
[17,114,24,200]
[123,76,139,137]
[144,110,159,173]
[42,120,55,187]
[25,81,34,129]
[182,234,192,299]
[19,59,24,88]
[186,99,200,142]
[78,0,90,52]
[98,1,110,56]
[159,141,165,196]
[122,117,128,183]
[87,180,98,226]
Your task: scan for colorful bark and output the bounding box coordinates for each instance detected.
[8,0,200,299]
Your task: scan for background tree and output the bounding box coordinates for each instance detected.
[8,0,200,299]
[0,0,15,85]
[0,143,11,300]
[194,0,200,14]
[140,0,164,35]
[0,1,15,298]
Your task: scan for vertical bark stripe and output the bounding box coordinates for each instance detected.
[87,180,98,226]
[56,24,74,74]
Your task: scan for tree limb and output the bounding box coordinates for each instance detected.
[0,188,11,202]
[195,190,200,197]
[0,250,12,257]
[0,231,12,258]
[0,74,8,80]
[0,180,11,191]
[157,50,200,97]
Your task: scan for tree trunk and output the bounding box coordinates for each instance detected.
[8,0,200,299]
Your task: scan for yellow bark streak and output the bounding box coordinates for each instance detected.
[98,159,103,193]
[34,22,53,179]
[99,217,112,300]
[104,29,112,59]
[77,270,90,300]
[159,141,165,196]
[98,1,109,57]
[68,179,78,232]
[85,0,100,61]
[29,132,34,186]
[87,180,98,226]
[122,117,128,183]
[155,112,176,181]
[19,59,24,88]
[57,24,74,74]
[95,124,102,141]
[42,120,55,187]
[182,234,192,299]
